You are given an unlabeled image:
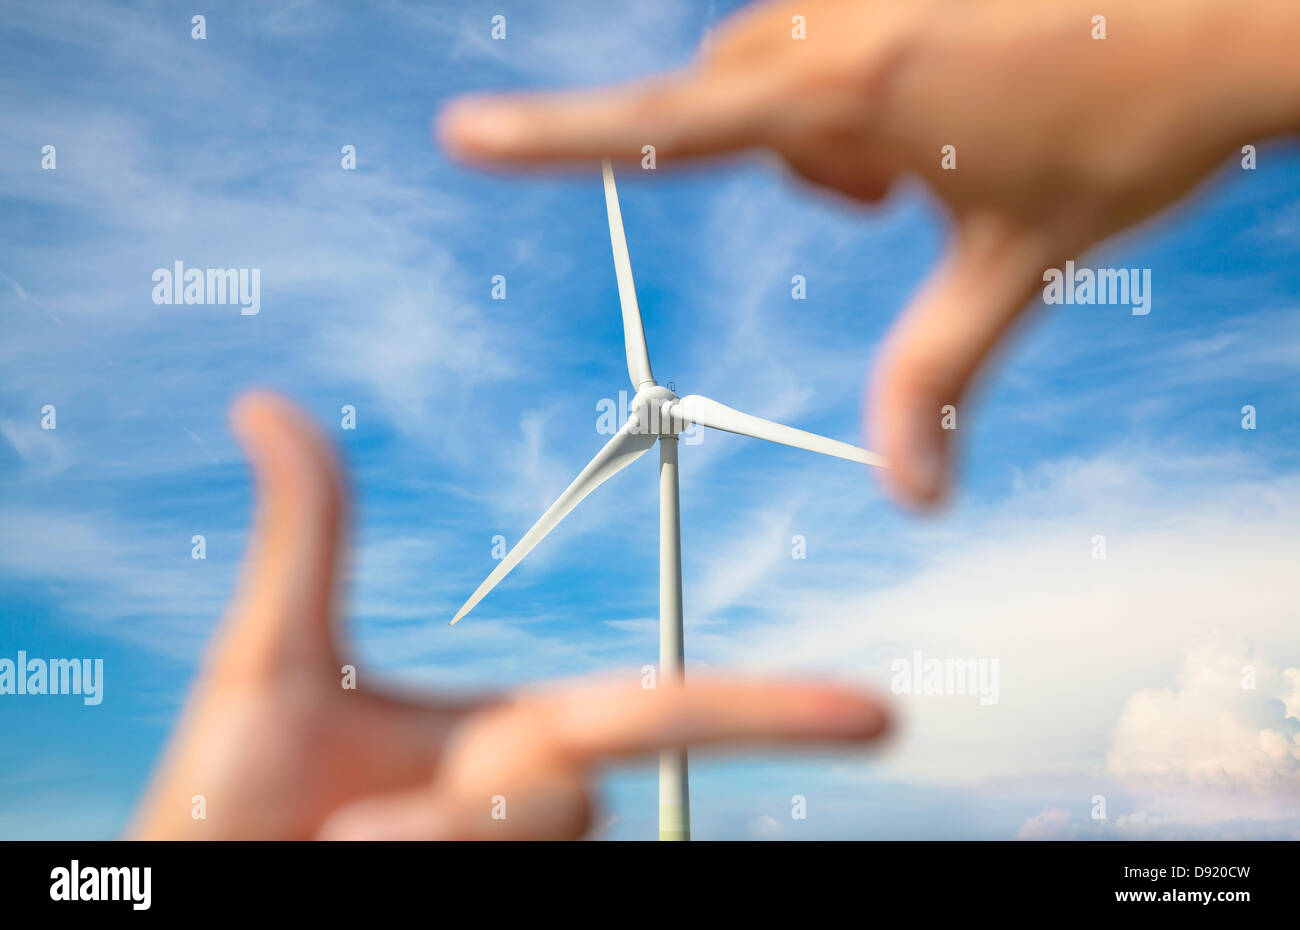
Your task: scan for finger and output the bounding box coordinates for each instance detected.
[434,676,888,804]
[507,675,890,769]
[868,213,1058,508]
[216,391,346,676]
[319,676,888,840]
[437,69,785,167]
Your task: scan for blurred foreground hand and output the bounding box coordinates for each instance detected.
[130,393,888,840]
[439,0,1300,508]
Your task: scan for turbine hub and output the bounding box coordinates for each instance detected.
[629,384,684,437]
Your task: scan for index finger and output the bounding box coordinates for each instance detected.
[437,69,786,167]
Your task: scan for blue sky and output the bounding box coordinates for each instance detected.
[2,0,1299,840]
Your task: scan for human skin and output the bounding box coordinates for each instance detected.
[438,0,1300,508]
[130,394,889,840]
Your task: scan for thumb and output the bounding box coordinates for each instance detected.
[868,214,1056,508]
[213,392,346,677]
[317,771,591,841]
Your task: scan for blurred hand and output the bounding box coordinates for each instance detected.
[438,0,1300,507]
[130,393,888,840]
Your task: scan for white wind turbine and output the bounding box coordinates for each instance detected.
[450,160,887,840]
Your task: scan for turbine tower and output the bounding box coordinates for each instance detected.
[450,161,886,840]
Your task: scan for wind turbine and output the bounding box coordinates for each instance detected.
[450,160,887,840]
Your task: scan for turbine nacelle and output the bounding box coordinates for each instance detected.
[628,384,688,437]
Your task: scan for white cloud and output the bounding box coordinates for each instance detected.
[318,280,512,442]
[417,0,704,85]
[1015,807,1077,840]
[691,498,801,619]
[689,447,1300,836]
[0,508,234,660]
[0,417,75,477]
[1094,634,1300,832]
[1107,634,1300,792]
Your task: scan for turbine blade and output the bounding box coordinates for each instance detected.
[602,159,655,389]
[672,394,887,468]
[450,419,657,626]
